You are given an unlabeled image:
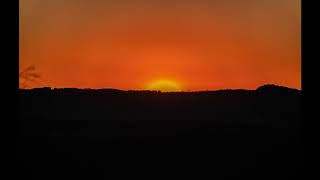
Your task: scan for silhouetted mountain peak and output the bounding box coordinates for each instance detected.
[256,84,300,94]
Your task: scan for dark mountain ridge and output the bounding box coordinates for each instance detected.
[20,83,300,93]
[17,84,303,179]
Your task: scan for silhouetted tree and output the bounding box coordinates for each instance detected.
[19,66,41,88]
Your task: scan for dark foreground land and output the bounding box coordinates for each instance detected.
[17,84,303,179]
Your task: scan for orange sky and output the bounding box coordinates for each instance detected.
[19,0,301,90]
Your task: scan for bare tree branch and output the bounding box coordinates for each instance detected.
[19,66,41,88]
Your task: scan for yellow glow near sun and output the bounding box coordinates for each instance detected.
[147,80,182,92]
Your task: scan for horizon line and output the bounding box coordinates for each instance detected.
[19,84,301,92]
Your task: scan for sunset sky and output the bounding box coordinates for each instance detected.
[19,0,301,90]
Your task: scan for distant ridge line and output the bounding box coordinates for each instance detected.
[19,84,301,93]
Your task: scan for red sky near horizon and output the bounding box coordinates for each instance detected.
[19,0,301,90]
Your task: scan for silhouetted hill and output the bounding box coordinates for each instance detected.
[17,84,303,179]
[256,84,300,94]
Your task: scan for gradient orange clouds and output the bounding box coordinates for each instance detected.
[19,0,301,90]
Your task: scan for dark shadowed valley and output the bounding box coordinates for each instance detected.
[17,84,303,179]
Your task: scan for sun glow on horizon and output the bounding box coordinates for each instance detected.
[146,80,182,92]
[19,0,301,90]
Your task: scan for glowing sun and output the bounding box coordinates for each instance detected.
[147,80,182,92]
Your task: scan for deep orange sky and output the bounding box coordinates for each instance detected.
[19,0,301,90]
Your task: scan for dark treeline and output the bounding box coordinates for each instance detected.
[17,84,303,179]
